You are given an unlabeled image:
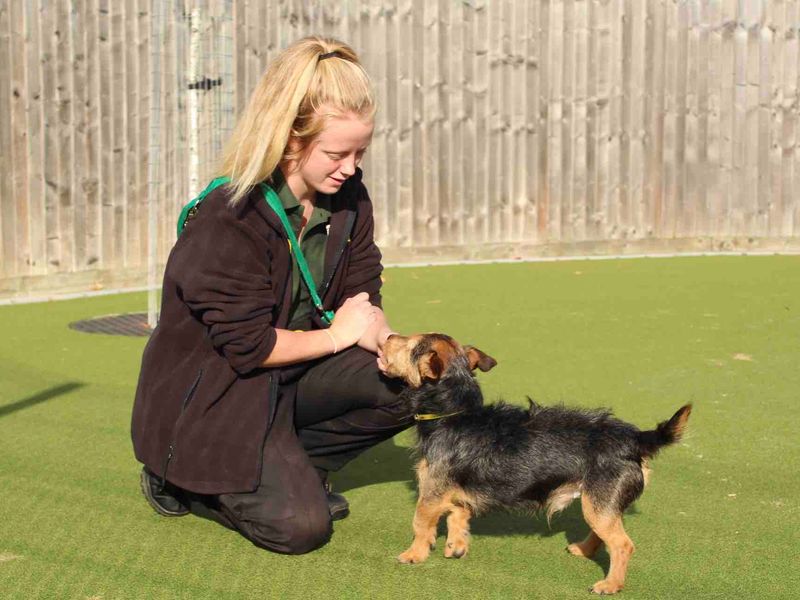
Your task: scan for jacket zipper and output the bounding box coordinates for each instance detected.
[319,210,357,297]
[160,368,203,488]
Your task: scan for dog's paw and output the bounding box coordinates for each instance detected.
[589,579,623,595]
[397,547,430,564]
[567,542,595,559]
[444,538,468,559]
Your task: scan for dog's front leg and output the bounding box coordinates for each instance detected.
[444,504,471,559]
[398,494,447,564]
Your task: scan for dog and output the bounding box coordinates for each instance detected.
[380,333,691,595]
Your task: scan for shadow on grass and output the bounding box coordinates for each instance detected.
[331,436,649,575]
[0,382,85,419]
[331,437,415,493]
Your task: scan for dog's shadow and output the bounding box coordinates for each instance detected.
[331,437,643,574]
[330,437,415,493]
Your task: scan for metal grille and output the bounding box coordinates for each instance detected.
[69,313,152,337]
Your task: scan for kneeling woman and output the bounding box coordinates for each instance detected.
[131,36,412,554]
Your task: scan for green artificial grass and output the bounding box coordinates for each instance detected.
[0,255,798,599]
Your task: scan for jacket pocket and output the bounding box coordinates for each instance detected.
[181,369,203,411]
[161,369,204,483]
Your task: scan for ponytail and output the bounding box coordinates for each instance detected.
[218,36,376,205]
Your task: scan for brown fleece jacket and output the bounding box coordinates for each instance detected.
[131,169,382,494]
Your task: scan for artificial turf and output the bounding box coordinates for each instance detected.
[0,255,798,599]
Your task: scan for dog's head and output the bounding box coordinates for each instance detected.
[380,333,497,388]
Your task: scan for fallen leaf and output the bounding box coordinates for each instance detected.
[732,353,753,362]
[0,553,21,562]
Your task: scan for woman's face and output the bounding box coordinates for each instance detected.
[288,111,374,200]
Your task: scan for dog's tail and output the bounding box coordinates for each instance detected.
[637,404,692,458]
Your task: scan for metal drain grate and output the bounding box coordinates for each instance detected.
[69,313,152,337]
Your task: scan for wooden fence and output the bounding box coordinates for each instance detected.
[2,0,800,300]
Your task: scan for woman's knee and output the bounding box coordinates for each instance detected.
[245,511,332,555]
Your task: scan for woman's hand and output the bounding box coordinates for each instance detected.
[329,292,377,348]
[356,306,396,355]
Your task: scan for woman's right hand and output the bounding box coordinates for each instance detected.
[329,292,377,348]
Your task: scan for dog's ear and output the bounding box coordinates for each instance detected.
[419,350,445,382]
[464,346,497,372]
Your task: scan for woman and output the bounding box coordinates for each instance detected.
[131,36,412,554]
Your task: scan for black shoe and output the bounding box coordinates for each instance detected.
[324,481,350,521]
[140,467,189,517]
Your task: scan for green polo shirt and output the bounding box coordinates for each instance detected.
[272,170,331,331]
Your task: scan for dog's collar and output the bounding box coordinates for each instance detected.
[413,410,465,421]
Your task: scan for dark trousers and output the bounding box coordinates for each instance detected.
[184,347,412,554]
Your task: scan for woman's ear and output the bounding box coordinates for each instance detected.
[464,346,497,372]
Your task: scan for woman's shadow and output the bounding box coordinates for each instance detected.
[331,437,642,573]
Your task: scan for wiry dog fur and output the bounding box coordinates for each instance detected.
[381,333,692,595]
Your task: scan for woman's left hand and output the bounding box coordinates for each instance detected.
[357,306,396,355]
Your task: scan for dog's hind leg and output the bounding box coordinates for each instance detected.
[580,495,635,595]
[566,530,603,559]
[444,504,471,559]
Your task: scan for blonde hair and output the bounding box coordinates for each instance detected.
[218,36,376,205]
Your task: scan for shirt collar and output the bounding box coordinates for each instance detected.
[271,168,332,222]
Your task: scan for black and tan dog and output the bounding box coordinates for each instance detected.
[380,333,691,595]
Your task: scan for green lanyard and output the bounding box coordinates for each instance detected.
[178,177,335,325]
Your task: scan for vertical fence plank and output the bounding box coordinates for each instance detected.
[627,0,646,237]
[474,1,489,244]
[791,0,800,236]
[446,0,463,245]
[595,0,612,240]
[546,0,563,242]
[56,0,75,272]
[607,0,622,240]
[571,0,588,242]
[396,0,413,246]
[646,0,666,238]
[782,1,798,237]
[84,0,100,269]
[72,0,88,270]
[733,0,751,236]
[684,0,698,237]
[521,0,539,243]
[26,1,46,274]
[0,2,14,277]
[41,0,61,271]
[705,0,722,238]
[560,0,574,243]
[487,0,501,243]
[718,0,737,238]
[661,0,678,238]
[755,0,771,238]
[422,0,441,247]
[767,0,784,239]
[461,0,476,246]
[508,0,524,242]
[137,0,149,267]
[9,1,30,275]
[111,0,126,266]
[673,1,689,238]
[382,1,399,247]
[619,0,632,239]
[537,0,550,242]
[438,0,454,245]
